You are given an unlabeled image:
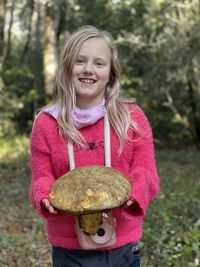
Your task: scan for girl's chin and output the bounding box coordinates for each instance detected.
[76,94,103,105]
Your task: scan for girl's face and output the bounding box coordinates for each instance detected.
[72,37,111,108]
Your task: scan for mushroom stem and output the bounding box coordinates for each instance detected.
[78,212,103,235]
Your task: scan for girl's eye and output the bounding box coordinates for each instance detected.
[96,62,105,67]
[76,59,85,64]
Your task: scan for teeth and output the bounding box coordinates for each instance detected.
[79,79,95,84]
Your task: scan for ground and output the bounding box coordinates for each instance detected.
[0,136,199,267]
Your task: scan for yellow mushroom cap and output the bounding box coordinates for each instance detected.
[49,166,131,214]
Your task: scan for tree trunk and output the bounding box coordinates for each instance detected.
[20,0,35,64]
[187,76,200,148]
[3,0,15,70]
[0,0,6,91]
[0,0,7,60]
[56,0,67,42]
[43,2,57,103]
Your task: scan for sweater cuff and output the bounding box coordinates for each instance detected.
[129,169,154,217]
[30,179,55,219]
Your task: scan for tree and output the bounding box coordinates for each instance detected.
[115,0,200,146]
[42,0,57,103]
[0,0,199,147]
[0,0,7,72]
[20,0,35,64]
[3,0,15,70]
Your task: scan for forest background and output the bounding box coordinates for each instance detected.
[0,0,200,266]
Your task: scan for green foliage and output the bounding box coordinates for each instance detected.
[142,148,200,266]
[0,135,29,160]
[117,0,200,145]
[1,65,42,136]
[0,136,51,266]
[1,0,200,146]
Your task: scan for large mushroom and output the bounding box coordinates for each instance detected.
[49,166,131,235]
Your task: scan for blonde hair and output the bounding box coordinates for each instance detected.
[44,25,138,153]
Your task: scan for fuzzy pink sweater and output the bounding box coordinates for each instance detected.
[30,104,159,250]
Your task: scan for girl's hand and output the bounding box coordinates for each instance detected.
[121,199,135,209]
[41,198,58,214]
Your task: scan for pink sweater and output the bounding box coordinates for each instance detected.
[30,104,159,250]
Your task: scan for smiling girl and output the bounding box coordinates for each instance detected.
[73,37,111,108]
[30,25,159,267]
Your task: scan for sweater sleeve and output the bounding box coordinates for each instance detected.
[128,105,160,217]
[29,113,57,219]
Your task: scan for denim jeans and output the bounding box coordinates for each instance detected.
[128,246,140,267]
[52,243,141,267]
[129,258,140,267]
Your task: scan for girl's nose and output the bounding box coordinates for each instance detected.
[83,62,93,74]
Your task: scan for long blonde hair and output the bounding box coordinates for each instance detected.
[45,25,138,153]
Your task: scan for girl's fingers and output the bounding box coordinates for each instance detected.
[42,199,57,214]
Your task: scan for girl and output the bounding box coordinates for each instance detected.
[30,25,159,267]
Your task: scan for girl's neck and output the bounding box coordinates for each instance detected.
[73,98,106,129]
[76,96,105,109]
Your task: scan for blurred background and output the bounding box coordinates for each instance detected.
[0,0,199,266]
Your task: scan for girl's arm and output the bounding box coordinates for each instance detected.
[29,114,57,218]
[127,106,160,216]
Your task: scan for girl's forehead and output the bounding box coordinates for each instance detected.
[78,37,111,58]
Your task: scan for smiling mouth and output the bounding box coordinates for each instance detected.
[79,78,96,84]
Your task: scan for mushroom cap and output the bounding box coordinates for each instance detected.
[49,166,131,214]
